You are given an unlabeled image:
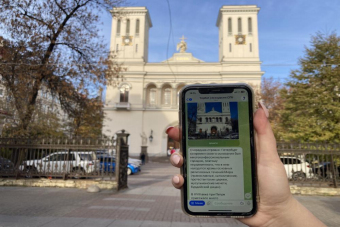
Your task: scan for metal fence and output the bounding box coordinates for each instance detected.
[0,137,117,180]
[277,142,340,187]
[1,139,340,187]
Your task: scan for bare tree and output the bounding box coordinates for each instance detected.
[0,0,125,136]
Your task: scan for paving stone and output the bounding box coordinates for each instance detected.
[108,220,143,227]
[74,218,114,227]
[170,222,201,227]
[0,215,33,227]
[21,217,58,227]
[140,220,171,227]
[201,221,247,227]
[40,217,86,227]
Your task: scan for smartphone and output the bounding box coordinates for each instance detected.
[179,83,257,218]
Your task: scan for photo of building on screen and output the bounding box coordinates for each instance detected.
[187,102,239,140]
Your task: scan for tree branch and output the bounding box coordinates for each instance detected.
[53,0,68,15]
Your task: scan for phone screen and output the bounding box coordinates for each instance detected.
[182,85,256,216]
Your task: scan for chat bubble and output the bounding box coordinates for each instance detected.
[188,147,244,201]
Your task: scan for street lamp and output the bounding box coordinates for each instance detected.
[149,130,153,142]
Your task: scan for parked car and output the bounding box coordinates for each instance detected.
[98,155,140,175]
[312,162,340,179]
[20,151,100,178]
[230,133,239,139]
[0,157,15,174]
[223,135,230,139]
[128,157,142,166]
[280,156,312,180]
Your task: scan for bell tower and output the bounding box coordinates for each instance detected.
[216,5,260,62]
[110,7,152,63]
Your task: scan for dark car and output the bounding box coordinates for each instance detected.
[312,162,340,179]
[0,157,15,174]
[98,156,140,175]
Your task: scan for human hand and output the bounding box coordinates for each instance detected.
[167,103,325,227]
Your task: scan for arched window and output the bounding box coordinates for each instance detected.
[229,43,232,52]
[146,84,157,106]
[126,19,130,35]
[238,18,242,34]
[149,89,157,105]
[116,44,119,52]
[209,117,212,122]
[248,17,252,34]
[119,85,129,102]
[228,18,232,35]
[206,117,208,122]
[226,117,229,123]
[162,85,172,105]
[220,117,222,122]
[116,19,121,36]
[250,43,252,52]
[136,19,140,36]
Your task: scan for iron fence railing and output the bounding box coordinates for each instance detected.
[1,139,340,187]
[277,142,340,188]
[0,137,117,180]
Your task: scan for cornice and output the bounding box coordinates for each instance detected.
[220,71,264,76]
[216,5,260,27]
[120,71,263,76]
[120,61,262,66]
[111,7,153,27]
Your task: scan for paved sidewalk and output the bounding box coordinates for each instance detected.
[0,162,339,226]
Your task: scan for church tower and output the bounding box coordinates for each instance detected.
[197,103,205,114]
[216,5,260,62]
[110,7,152,63]
[222,102,230,113]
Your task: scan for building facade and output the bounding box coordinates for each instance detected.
[104,5,264,156]
[195,103,232,137]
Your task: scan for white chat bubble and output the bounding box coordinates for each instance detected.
[188,147,244,200]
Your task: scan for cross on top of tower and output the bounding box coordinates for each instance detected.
[180,35,187,42]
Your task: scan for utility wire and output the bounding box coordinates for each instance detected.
[165,0,177,80]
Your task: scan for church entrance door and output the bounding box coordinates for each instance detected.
[211,126,217,136]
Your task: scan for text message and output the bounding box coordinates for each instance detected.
[188,147,244,201]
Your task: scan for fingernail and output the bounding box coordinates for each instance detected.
[258,102,269,118]
[173,175,180,184]
[173,154,180,165]
[165,126,174,134]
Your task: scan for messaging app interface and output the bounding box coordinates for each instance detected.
[185,89,253,213]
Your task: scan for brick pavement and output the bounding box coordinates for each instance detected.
[0,162,339,226]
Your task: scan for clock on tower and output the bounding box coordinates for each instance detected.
[122,36,133,46]
[235,35,246,45]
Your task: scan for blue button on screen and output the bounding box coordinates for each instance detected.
[189,200,205,206]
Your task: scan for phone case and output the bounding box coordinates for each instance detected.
[178,83,259,218]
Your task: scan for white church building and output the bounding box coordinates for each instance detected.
[194,102,232,138]
[103,5,264,156]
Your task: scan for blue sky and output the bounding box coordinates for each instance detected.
[99,0,340,82]
[205,102,222,113]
